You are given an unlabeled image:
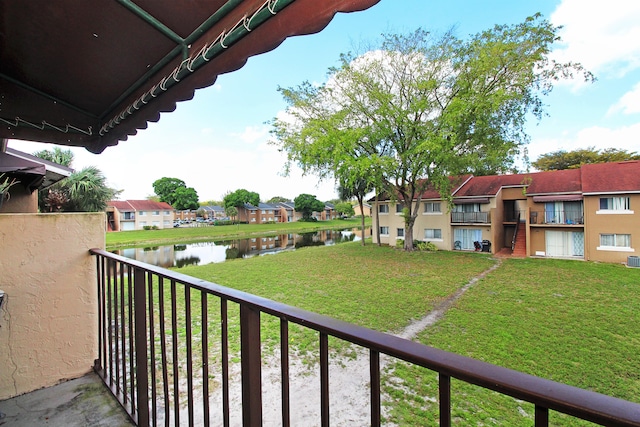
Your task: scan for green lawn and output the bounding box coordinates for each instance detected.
[105,217,370,248]
[145,242,640,425]
[384,257,640,426]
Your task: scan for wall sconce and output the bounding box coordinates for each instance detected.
[0,290,5,310]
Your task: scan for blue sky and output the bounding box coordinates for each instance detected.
[9,0,640,203]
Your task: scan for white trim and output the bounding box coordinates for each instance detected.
[584,191,640,196]
[422,212,443,215]
[425,238,443,242]
[595,210,634,215]
[596,246,635,252]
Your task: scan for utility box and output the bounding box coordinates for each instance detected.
[628,256,640,267]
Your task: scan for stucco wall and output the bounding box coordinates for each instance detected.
[0,213,105,399]
[583,195,639,264]
[0,187,37,214]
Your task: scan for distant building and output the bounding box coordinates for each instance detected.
[107,200,175,231]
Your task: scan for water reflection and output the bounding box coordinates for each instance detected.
[113,228,371,268]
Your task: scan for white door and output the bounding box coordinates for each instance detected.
[545,231,584,257]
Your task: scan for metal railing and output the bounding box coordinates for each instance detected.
[511,212,521,251]
[91,249,640,427]
[530,210,584,225]
[451,211,490,223]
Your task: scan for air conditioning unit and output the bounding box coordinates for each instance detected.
[628,256,640,268]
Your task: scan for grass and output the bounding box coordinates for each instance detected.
[176,243,495,359]
[127,242,640,425]
[384,257,640,426]
[105,217,370,248]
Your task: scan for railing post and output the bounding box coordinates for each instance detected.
[240,304,262,426]
[439,373,451,427]
[134,267,149,426]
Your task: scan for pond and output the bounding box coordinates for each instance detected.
[113,228,372,268]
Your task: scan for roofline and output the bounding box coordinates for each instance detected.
[451,175,475,196]
[582,191,640,196]
[525,191,583,197]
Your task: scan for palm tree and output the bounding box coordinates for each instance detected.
[33,149,119,212]
[32,147,74,167]
[64,166,119,212]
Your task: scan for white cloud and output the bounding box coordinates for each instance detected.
[231,126,269,144]
[607,82,640,116]
[551,0,640,81]
[528,122,640,161]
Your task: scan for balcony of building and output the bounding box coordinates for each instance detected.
[450,211,491,224]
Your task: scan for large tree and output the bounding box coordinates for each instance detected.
[152,177,199,210]
[294,193,325,221]
[223,188,260,209]
[271,15,591,250]
[533,147,640,171]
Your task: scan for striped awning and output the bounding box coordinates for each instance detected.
[532,195,583,203]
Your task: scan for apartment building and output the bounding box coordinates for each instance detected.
[107,199,175,231]
[372,161,640,264]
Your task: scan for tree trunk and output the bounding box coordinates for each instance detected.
[403,200,419,251]
[357,195,366,246]
[374,193,381,246]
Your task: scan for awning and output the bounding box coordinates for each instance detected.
[0,151,46,192]
[532,195,583,203]
[0,148,72,191]
[0,0,380,153]
[454,197,490,204]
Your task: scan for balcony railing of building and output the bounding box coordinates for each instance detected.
[451,211,490,224]
[530,210,584,225]
[90,248,640,427]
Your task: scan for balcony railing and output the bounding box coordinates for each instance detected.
[451,211,490,223]
[530,210,584,225]
[90,249,640,427]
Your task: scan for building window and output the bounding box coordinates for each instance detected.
[424,202,441,213]
[395,204,403,214]
[599,233,632,250]
[425,229,442,240]
[139,211,146,216]
[152,221,160,227]
[153,211,160,215]
[380,226,389,236]
[140,221,147,226]
[163,220,170,227]
[598,197,631,212]
[164,211,171,215]
[397,228,404,238]
[379,204,389,214]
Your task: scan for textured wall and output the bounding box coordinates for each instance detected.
[0,213,105,399]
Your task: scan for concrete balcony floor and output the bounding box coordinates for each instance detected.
[0,373,134,426]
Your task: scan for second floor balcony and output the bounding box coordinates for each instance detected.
[530,210,584,225]
[451,211,490,224]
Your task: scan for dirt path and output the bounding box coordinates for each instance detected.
[171,258,503,426]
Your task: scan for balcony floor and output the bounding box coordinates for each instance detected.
[0,372,133,427]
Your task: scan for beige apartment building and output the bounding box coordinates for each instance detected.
[373,161,640,265]
[107,199,175,231]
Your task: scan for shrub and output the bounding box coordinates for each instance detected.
[416,241,438,251]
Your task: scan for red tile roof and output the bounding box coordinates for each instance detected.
[454,173,530,197]
[108,200,174,211]
[581,161,640,194]
[524,169,582,195]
